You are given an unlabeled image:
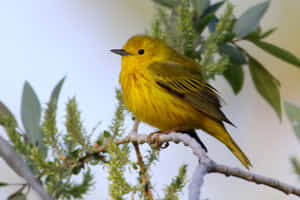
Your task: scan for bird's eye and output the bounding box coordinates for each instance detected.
[138,49,145,55]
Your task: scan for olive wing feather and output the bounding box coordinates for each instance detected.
[148,61,234,126]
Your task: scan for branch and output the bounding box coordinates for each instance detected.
[94,131,300,199]
[188,163,208,200]
[208,162,300,196]
[131,120,154,200]
[0,135,54,200]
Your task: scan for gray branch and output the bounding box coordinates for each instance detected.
[121,129,300,199]
[189,163,208,200]
[0,135,54,200]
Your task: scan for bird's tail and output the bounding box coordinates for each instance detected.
[202,118,252,169]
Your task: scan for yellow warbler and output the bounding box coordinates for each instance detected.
[111,35,251,169]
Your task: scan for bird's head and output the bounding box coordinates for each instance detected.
[111,35,171,68]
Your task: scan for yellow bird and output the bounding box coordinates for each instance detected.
[111,35,251,169]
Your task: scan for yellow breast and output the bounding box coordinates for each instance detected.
[119,66,202,131]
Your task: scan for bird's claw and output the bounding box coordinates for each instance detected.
[147,131,169,149]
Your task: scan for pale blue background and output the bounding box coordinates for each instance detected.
[0,0,300,199]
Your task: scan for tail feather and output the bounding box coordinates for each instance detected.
[226,136,252,169]
[202,118,252,169]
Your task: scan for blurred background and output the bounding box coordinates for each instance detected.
[0,0,300,199]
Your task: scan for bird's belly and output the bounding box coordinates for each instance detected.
[122,77,201,131]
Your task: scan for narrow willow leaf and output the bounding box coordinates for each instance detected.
[244,27,262,40]
[0,102,14,118]
[219,44,246,65]
[50,76,66,104]
[192,0,210,15]
[248,56,282,120]
[0,101,16,125]
[195,13,215,34]
[250,40,300,68]
[202,0,224,17]
[49,76,66,115]
[223,64,244,94]
[21,82,47,153]
[284,101,300,139]
[259,27,277,39]
[152,0,176,8]
[233,1,270,37]
[21,82,41,142]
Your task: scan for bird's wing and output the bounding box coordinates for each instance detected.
[148,61,234,125]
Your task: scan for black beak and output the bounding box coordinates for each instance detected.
[110,49,131,56]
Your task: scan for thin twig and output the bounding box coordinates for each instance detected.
[208,161,300,196]
[129,120,140,139]
[133,143,154,200]
[130,120,154,200]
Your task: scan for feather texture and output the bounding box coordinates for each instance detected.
[148,61,234,126]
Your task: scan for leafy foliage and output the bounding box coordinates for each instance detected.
[0,79,97,199]
[105,90,131,199]
[163,165,188,200]
[150,0,300,120]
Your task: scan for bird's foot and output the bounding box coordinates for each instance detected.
[147,127,180,149]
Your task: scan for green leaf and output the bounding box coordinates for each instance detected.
[0,101,16,125]
[0,182,8,187]
[284,101,300,139]
[219,44,246,65]
[233,1,270,37]
[21,82,47,154]
[223,64,244,94]
[248,55,282,120]
[8,192,26,200]
[195,13,215,34]
[69,148,80,159]
[244,27,262,40]
[192,0,210,15]
[202,1,224,17]
[103,130,111,138]
[132,163,138,170]
[50,76,66,105]
[72,165,82,175]
[219,32,236,44]
[259,27,277,39]
[249,39,300,68]
[152,0,176,8]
